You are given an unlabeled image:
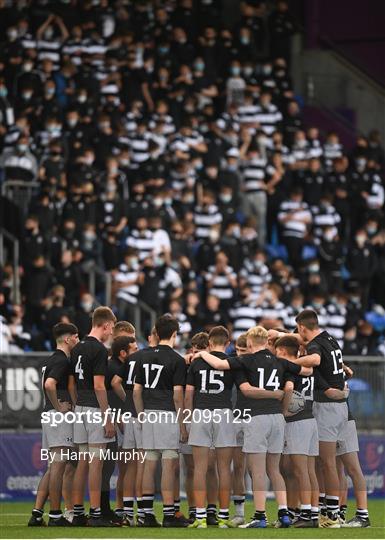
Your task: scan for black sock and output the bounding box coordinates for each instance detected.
[278,508,290,518]
[326,496,339,519]
[288,507,296,519]
[73,505,85,516]
[32,508,43,519]
[300,509,311,520]
[100,490,111,514]
[123,497,134,518]
[90,507,101,519]
[254,510,266,521]
[207,504,216,516]
[339,504,347,518]
[142,494,154,515]
[49,510,62,519]
[163,505,174,519]
[189,506,196,518]
[356,508,369,520]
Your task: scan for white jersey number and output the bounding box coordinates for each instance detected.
[126,360,136,385]
[143,363,164,389]
[199,370,225,394]
[257,367,280,390]
[75,355,84,380]
[331,349,344,375]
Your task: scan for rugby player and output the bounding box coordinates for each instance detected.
[295,309,349,528]
[28,323,79,527]
[69,306,117,527]
[133,314,188,528]
[186,326,236,529]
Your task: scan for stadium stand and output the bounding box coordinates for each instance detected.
[0,0,384,354]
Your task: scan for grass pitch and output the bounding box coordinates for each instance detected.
[0,500,384,539]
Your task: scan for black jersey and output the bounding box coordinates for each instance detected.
[186,352,234,410]
[105,355,125,411]
[121,348,148,416]
[228,349,301,416]
[306,331,346,402]
[134,345,186,411]
[284,370,330,423]
[70,336,108,407]
[42,349,71,412]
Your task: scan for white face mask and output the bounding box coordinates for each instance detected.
[356,235,366,247]
[23,62,33,72]
[81,301,93,312]
[324,231,335,242]
[220,193,232,203]
[210,231,220,242]
[67,118,78,127]
[78,94,87,103]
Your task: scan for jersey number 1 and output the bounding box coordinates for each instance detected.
[144,364,164,389]
[331,349,343,375]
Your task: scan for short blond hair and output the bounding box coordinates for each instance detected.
[113,321,135,338]
[92,306,116,327]
[246,325,268,345]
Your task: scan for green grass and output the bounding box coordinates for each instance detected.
[0,500,384,539]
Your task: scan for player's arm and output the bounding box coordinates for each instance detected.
[45,377,70,412]
[239,382,284,401]
[173,385,187,443]
[68,374,77,406]
[315,370,348,400]
[282,380,294,417]
[284,359,313,376]
[94,374,115,438]
[343,363,354,379]
[193,350,231,370]
[133,383,144,415]
[111,374,126,403]
[184,384,194,413]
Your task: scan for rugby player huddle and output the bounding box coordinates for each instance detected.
[28,306,370,529]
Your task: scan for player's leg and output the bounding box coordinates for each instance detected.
[47,446,71,526]
[206,449,219,525]
[135,452,145,524]
[172,456,189,524]
[182,453,195,521]
[71,448,89,525]
[266,452,291,527]
[336,456,348,523]
[189,446,210,527]
[160,452,179,526]
[230,446,246,525]
[241,452,267,527]
[88,443,112,524]
[216,447,234,527]
[318,440,340,526]
[316,457,328,523]
[122,450,137,526]
[141,453,160,526]
[340,452,370,527]
[62,462,75,522]
[290,454,312,527]
[308,456,320,526]
[280,455,299,520]
[28,468,50,526]
[100,440,121,523]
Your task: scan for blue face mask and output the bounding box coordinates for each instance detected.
[194,63,204,72]
[0,87,7,98]
[231,67,241,76]
[240,36,250,45]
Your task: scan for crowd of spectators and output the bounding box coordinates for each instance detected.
[0,0,384,355]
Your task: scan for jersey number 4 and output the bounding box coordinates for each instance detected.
[143,364,164,389]
[75,355,84,380]
[257,367,280,390]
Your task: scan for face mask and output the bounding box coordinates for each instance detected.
[18,144,28,152]
[99,122,110,130]
[164,197,172,205]
[231,66,241,76]
[220,193,232,203]
[312,302,323,309]
[84,231,96,241]
[356,158,366,170]
[309,264,319,273]
[210,231,220,242]
[106,182,116,193]
[153,198,163,207]
[159,46,169,55]
[356,235,366,246]
[183,195,194,204]
[23,62,33,72]
[297,139,307,148]
[367,226,377,235]
[0,87,7,98]
[44,28,54,40]
[243,67,253,77]
[109,166,118,174]
[46,88,55,96]
[81,302,93,312]
[232,225,241,237]
[22,92,32,100]
[67,118,78,127]
[84,157,94,166]
[78,94,87,103]
[120,158,129,166]
[240,36,250,45]
[351,296,361,305]
[8,30,18,41]
[194,62,204,72]
[155,256,165,266]
[129,257,139,268]
[263,65,272,75]
[324,231,335,242]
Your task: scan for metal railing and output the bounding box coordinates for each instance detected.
[0,228,21,304]
[1,180,40,218]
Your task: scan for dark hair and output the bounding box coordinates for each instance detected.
[236,334,247,349]
[92,306,116,327]
[53,323,78,341]
[191,332,209,351]
[275,336,299,357]
[295,309,319,330]
[155,314,179,340]
[208,326,229,346]
[111,335,136,357]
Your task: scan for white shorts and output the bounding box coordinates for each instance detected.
[336,419,359,456]
[122,417,143,449]
[313,402,348,443]
[141,410,180,451]
[42,410,74,449]
[188,409,236,448]
[283,418,319,456]
[242,414,285,454]
[234,421,244,447]
[73,405,115,445]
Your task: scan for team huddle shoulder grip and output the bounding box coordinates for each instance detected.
[28,308,370,529]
